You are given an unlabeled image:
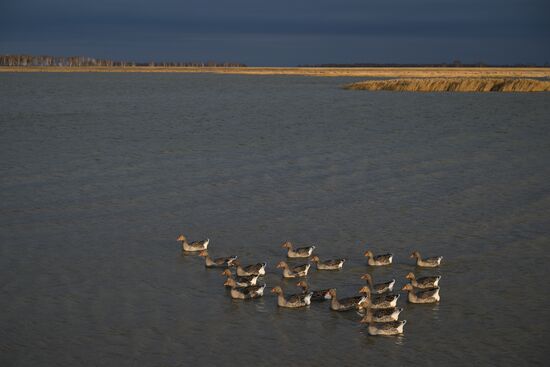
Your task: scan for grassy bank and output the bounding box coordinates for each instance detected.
[1,66,550,78]
[345,78,550,92]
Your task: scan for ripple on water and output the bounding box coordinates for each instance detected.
[0,73,548,366]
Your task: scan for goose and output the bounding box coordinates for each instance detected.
[360,307,403,323]
[365,320,407,336]
[410,251,443,267]
[359,286,400,309]
[364,250,393,266]
[296,280,332,301]
[405,272,441,289]
[310,256,345,270]
[281,241,316,258]
[228,283,267,300]
[328,289,367,311]
[177,234,209,252]
[271,286,313,308]
[222,269,259,287]
[276,261,311,278]
[232,260,267,277]
[361,273,395,294]
[402,284,440,303]
[198,250,237,268]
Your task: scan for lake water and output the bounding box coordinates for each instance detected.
[1,73,549,366]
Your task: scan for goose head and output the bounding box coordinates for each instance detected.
[176,234,186,241]
[363,250,373,258]
[410,251,420,259]
[198,250,208,257]
[310,255,320,263]
[276,261,288,269]
[271,286,283,295]
[231,259,241,267]
[359,313,372,323]
[401,284,414,292]
[359,286,371,295]
[221,269,232,277]
[281,241,292,249]
[224,277,236,287]
[361,273,373,284]
[405,272,415,280]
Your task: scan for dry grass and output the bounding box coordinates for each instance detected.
[345,78,550,93]
[1,66,550,78]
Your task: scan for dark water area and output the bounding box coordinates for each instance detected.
[1,73,549,366]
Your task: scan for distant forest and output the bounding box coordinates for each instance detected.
[299,61,550,68]
[0,54,246,67]
[1,55,548,68]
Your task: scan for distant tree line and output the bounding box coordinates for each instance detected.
[0,54,246,67]
[298,61,548,68]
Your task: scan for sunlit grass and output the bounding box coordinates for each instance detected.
[345,78,550,92]
[1,66,550,79]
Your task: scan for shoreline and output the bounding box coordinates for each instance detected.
[1,66,550,78]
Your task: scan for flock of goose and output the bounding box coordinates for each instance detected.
[177,234,443,336]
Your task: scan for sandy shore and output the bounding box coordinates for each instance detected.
[1,66,550,78]
[345,78,550,92]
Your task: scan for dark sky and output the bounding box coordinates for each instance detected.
[1,0,549,66]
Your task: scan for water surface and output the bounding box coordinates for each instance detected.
[1,73,549,366]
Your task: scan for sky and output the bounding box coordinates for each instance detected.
[1,0,549,66]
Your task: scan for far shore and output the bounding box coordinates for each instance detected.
[1,66,550,78]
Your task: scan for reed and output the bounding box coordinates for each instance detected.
[345,78,550,93]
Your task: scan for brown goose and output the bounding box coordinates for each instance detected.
[177,234,209,252]
[221,269,259,287]
[359,286,400,309]
[361,273,396,294]
[310,256,345,270]
[360,307,403,323]
[232,260,266,277]
[198,250,237,268]
[276,261,311,278]
[328,289,367,311]
[296,280,332,301]
[402,284,440,303]
[405,272,441,289]
[228,283,266,300]
[271,286,313,308]
[366,320,407,336]
[364,250,393,266]
[410,251,443,267]
[281,241,316,258]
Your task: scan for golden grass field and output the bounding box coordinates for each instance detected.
[2,66,550,78]
[345,78,550,92]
